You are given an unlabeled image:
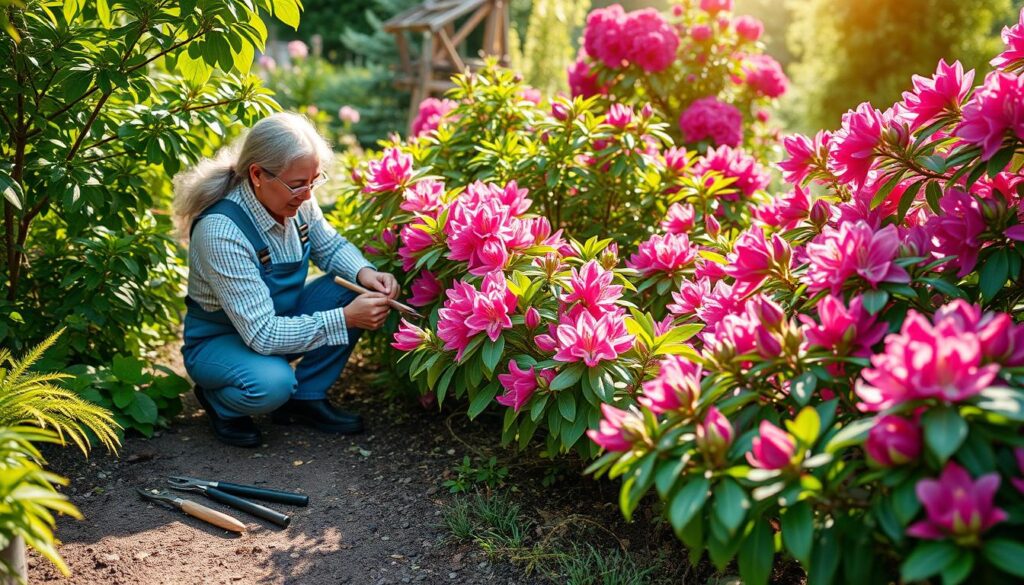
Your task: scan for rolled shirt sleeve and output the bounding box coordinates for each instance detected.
[190,216,351,354]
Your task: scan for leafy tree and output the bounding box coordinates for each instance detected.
[785,0,1016,132]
[0,0,293,362]
[519,0,591,96]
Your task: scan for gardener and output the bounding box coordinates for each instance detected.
[172,112,397,448]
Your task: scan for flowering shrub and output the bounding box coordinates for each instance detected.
[569,0,787,154]
[586,14,1024,584]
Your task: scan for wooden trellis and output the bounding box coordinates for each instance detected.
[383,0,510,126]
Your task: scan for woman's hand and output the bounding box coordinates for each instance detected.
[357,268,400,300]
[343,293,391,330]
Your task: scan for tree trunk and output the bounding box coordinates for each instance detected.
[0,536,27,585]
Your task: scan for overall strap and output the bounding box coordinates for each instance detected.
[295,210,310,246]
[191,199,272,267]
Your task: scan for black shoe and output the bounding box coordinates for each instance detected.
[193,386,262,448]
[271,399,364,434]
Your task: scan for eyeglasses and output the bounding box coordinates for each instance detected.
[262,168,329,196]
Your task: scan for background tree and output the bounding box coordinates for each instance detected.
[784,0,1016,132]
[518,0,591,96]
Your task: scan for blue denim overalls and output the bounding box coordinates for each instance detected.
[181,198,361,419]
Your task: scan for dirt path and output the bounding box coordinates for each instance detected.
[30,371,537,585]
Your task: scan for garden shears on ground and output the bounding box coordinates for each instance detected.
[167,476,301,527]
[137,488,246,533]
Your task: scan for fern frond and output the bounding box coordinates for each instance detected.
[5,329,64,383]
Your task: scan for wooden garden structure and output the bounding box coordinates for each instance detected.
[383,0,510,125]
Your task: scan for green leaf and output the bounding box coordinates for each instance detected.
[987,145,1015,178]
[95,0,111,27]
[785,406,821,447]
[668,477,709,534]
[860,289,889,315]
[901,540,958,582]
[982,539,1024,578]
[971,386,1024,421]
[979,248,1008,302]
[941,550,974,585]
[790,372,816,407]
[825,418,874,453]
[481,336,505,375]
[897,180,924,222]
[922,406,968,464]
[781,501,813,566]
[111,355,145,385]
[557,390,576,422]
[467,381,499,420]
[549,364,583,391]
[738,520,773,585]
[272,0,301,29]
[925,181,943,214]
[808,528,840,585]
[713,479,748,538]
[125,393,158,424]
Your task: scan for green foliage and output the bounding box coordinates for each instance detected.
[441,492,532,551]
[556,543,662,585]
[518,0,591,96]
[0,329,120,453]
[785,0,1016,131]
[0,0,291,362]
[442,455,510,493]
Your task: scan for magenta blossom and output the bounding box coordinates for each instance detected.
[391,319,428,352]
[907,462,1007,546]
[933,300,1024,366]
[753,186,811,230]
[696,407,734,465]
[925,189,985,277]
[733,15,763,41]
[400,179,445,215]
[828,102,886,187]
[363,148,414,193]
[568,55,603,98]
[779,130,831,185]
[639,355,703,415]
[587,404,643,452]
[661,202,696,234]
[496,361,550,412]
[524,307,541,329]
[723,227,792,297]
[746,420,796,470]
[565,260,623,316]
[856,309,1000,411]
[407,270,444,307]
[690,24,712,42]
[397,222,436,271]
[411,97,457,137]
[693,145,771,200]
[679,97,743,147]
[552,311,634,367]
[865,415,921,467]
[627,233,699,277]
[991,8,1024,72]
[799,295,887,357]
[804,221,910,295]
[605,103,634,129]
[623,9,679,73]
[956,71,1024,160]
[583,5,628,68]
[668,277,711,317]
[436,273,517,361]
[901,59,975,130]
[743,54,788,98]
[700,0,732,13]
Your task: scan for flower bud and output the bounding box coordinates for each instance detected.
[524,307,541,329]
[641,104,654,119]
[705,214,721,238]
[696,407,734,467]
[865,415,921,467]
[599,242,619,270]
[746,420,796,470]
[551,101,571,121]
[810,199,831,228]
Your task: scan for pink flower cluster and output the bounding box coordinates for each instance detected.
[856,301,1003,411]
[955,71,1024,161]
[411,97,457,137]
[900,59,974,130]
[827,103,886,188]
[991,8,1024,72]
[496,361,555,412]
[865,415,920,467]
[693,145,770,199]
[723,227,792,296]
[363,148,414,194]
[583,5,679,73]
[639,355,703,415]
[803,221,909,295]
[746,420,796,470]
[627,233,699,277]
[587,404,644,452]
[799,295,887,357]
[678,97,743,147]
[436,272,517,362]
[908,462,1006,545]
[742,55,788,98]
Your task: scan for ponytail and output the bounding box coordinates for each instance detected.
[172,144,243,239]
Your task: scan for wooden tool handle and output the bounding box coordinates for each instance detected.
[181,499,247,533]
[333,276,422,318]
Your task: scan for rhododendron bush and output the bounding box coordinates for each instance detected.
[585,12,1024,585]
[570,0,786,155]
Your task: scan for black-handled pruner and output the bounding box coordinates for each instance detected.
[167,475,310,506]
[167,477,307,528]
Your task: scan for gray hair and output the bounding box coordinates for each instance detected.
[172,112,334,238]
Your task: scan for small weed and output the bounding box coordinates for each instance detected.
[439,492,533,552]
[556,542,661,585]
[441,497,475,540]
[442,455,510,493]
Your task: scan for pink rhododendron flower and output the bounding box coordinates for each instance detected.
[733,15,763,41]
[639,355,703,414]
[661,202,696,234]
[408,270,444,307]
[568,56,602,98]
[804,221,910,295]
[662,147,692,174]
[400,179,445,215]
[690,24,712,42]
[743,54,788,98]
[693,145,771,200]
[496,361,546,412]
[623,9,679,73]
[391,319,428,351]
[723,227,792,296]
[901,59,975,130]
[700,0,732,13]
[587,404,642,452]
[933,300,1024,366]
[779,130,831,185]
[907,462,1007,545]
[519,86,542,104]
[606,103,634,129]
[411,97,457,137]
[679,97,743,147]
[287,40,308,59]
[584,5,628,68]
[565,260,623,316]
[436,273,517,361]
[364,148,414,194]
[552,311,634,367]
[397,222,435,271]
[956,71,1024,160]
[524,307,541,329]
[925,189,986,276]
[754,186,811,230]
[828,102,886,187]
[338,105,360,124]
[696,407,734,465]
[668,277,711,317]
[865,415,921,467]
[705,213,721,237]
[746,420,796,470]
[799,295,887,357]
[627,233,699,277]
[856,309,1000,411]
[991,8,1024,71]
[696,281,745,331]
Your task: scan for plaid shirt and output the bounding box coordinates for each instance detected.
[187,181,373,355]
